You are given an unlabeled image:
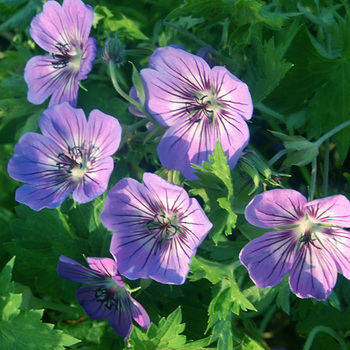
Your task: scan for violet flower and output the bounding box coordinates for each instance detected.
[239,189,350,301]
[100,172,213,285]
[24,0,97,107]
[57,255,150,339]
[8,102,121,211]
[139,46,253,180]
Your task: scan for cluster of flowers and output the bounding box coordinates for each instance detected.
[7,0,350,340]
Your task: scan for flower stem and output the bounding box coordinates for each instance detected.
[303,326,347,350]
[309,157,317,201]
[314,120,350,147]
[30,296,82,314]
[163,21,230,64]
[267,149,289,167]
[255,103,286,122]
[108,61,157,124]
[322,139,330,197]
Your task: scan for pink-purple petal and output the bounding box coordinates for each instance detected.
[289,242,338,301]
[62,0,94,43]
[103,173,212,284]
[29,0,68,54]
[148,46,212,91]
[86,257,117,278]
[141,68,192,126]
[72,157,114,204]
[58,255,106,283]
[245,189,307,228]
[39,102,87,151]
[24,55,69,106]
[15,180,74,211]
[79,37,98,80]
[129,296,151,329]
[320,228,350,280]
[239,229,299,288]
[211,66,253,121]
[87,110,121,157]
[306,195,350,227]
[7,132,62,184]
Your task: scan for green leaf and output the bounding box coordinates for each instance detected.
[188,141,237,244]
[94,6,149,41]
[0,0,42,31]
[209,278,257,317]
[5,200,111,301]
[189,256,229,284]
[270,131,319,167]
[129,307,209,350]
[245,37,293,103]
[267,23,350,162]
[0,257,79,350]
[130,61,146,105]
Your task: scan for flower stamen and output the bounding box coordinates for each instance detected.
[52,43,71,69]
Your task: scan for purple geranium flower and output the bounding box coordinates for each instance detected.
[24,0,97,107]
[139,46,253,180]
[57,255,150,339]
[239,189,350,301]
[8,102,121,211]
[100,172,213,284]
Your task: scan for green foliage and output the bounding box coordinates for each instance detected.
[129,307,210,349]
[188,141,237,244]
[94,5,149,41]
[0,257,79,350]
[267,21,350,162]
[5,199,112,301]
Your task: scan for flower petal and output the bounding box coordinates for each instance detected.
[148,46,212,92]
[107,303,133,339]
[24,55,78,107]
[289,242,337,301]
[211,66,253,121]
[306,195,350,227]
[29,0,68,54]
[87,109,121,157]
[62,0,94,43]
[101,177,155,233]
[14,181,74,211]
[320,228,350,280]
[110,232,196,285]
[79,37,97,80]
[39,102,87,151]
[58,255,106,283]
[239,229,299,288]
[71,157,114,204]
[103,173,212,284]
[7,132,62,184]
[129,295,151,330]
[245,189,307,228]
[157,114,249,180]
[141,68,193,126]
[86,257,117,278]
[76,285,113,320]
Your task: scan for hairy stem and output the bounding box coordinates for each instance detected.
[309,157,317,201]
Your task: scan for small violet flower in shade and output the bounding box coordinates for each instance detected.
[239,189,350,301]
[7,102,121,211]
[24,0,97,107]
[57,255,150,340]
[138,46,253,180]
[100,172,213,285]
